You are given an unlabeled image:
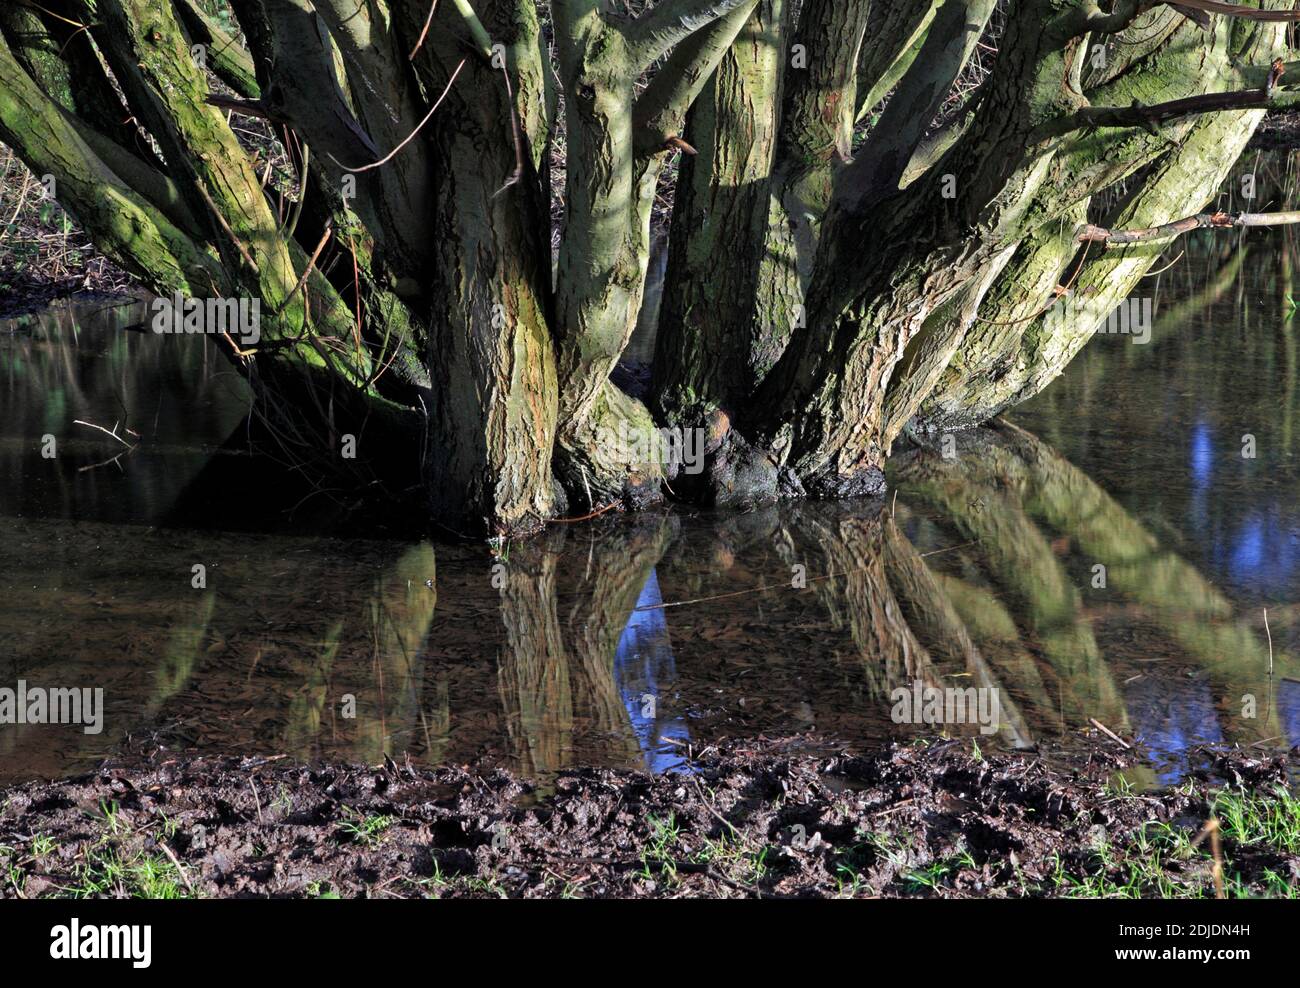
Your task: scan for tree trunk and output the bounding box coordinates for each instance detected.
[5,0,1295,537]
[745,3,1286,499]
[409,0,559,537]
[917,107,1267,432]
[652,0,790,426]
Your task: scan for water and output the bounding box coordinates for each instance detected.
[3,195,1299,789]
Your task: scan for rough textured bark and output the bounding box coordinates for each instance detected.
[5,0,1295,535]
[405,0,559,536]
[744,1,1287,500]
[919,107,1267,432]
[652,0,789,425]
[856,1,942,119]
[652,0,950,433]
[551,1,756,508]
[0,29,222,297]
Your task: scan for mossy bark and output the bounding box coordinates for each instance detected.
[405,0,560,536]
[745,3,1287,498]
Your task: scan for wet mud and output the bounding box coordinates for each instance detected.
[2,736,1295,898]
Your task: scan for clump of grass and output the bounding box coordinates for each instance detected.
[639,813,682,882]
[1052,784,1300,899]
[336,808,394,848]
[903,850,978,894]
[2,798,195,899]
[1213,785,1300,854]
[67,845,189,899]
[401,863,508,900]
[30,833,55,859]
[692,832,773,888]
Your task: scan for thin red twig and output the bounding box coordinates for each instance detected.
[408,0,440,60]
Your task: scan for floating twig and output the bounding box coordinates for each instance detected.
[73,418,135,449]
[1264,607,1274,676]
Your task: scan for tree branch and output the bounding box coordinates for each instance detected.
[1156,0,1300,21]
[449,0,492,59]
[840,0,997,211]
[0,26,224,295]
[631,0,757,158]
[1067,0,1300,40]
[204,93,288,122]
[1035,62,1296,141]
[549,0,600,71]
[329,58,466,173]
[1077,209,1300,244]
[1078,0,1146,35]
[62,109,205,238]
[623,0,757,71]
[174,0,261,99]
[857,2,942,121]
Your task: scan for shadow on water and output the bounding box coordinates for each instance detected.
[5,162,1300,787]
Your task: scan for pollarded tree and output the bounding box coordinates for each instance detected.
[2,0,1298,537]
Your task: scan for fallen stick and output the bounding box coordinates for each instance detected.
[1089,717,1131,749]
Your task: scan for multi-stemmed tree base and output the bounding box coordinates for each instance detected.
[3,1,1297,537]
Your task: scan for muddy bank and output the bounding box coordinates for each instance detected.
[0,282,138,321]
[2,736,1297,899]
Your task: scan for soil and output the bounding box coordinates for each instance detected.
[1,735,1295,899]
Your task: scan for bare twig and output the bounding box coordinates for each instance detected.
[73,419,135,449]
[158,841,197,895]
[193,181,260,274]
[274,224,333,317]
[203,95,287,123]
[329,59,466,173]
[15,0,89,30]
[249,777,265,825]
[549,502,621,525]
[492,61,525,198]
[1089,717,1131,749]
[1161,0,1300,22]
[408,0,441,60]
[1078,210,1300,245]
[1191,818,1226,899]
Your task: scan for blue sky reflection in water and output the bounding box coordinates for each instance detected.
[613,570,691,774]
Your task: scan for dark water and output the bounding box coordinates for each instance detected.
[4,192,1300,789]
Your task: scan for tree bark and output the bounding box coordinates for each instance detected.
[405,0,560,536]
[653,0,790,426]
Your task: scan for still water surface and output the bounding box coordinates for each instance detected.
[3,201,1300,788]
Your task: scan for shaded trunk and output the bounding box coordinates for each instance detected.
[652,0,790,426]
[410,0,559,536]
